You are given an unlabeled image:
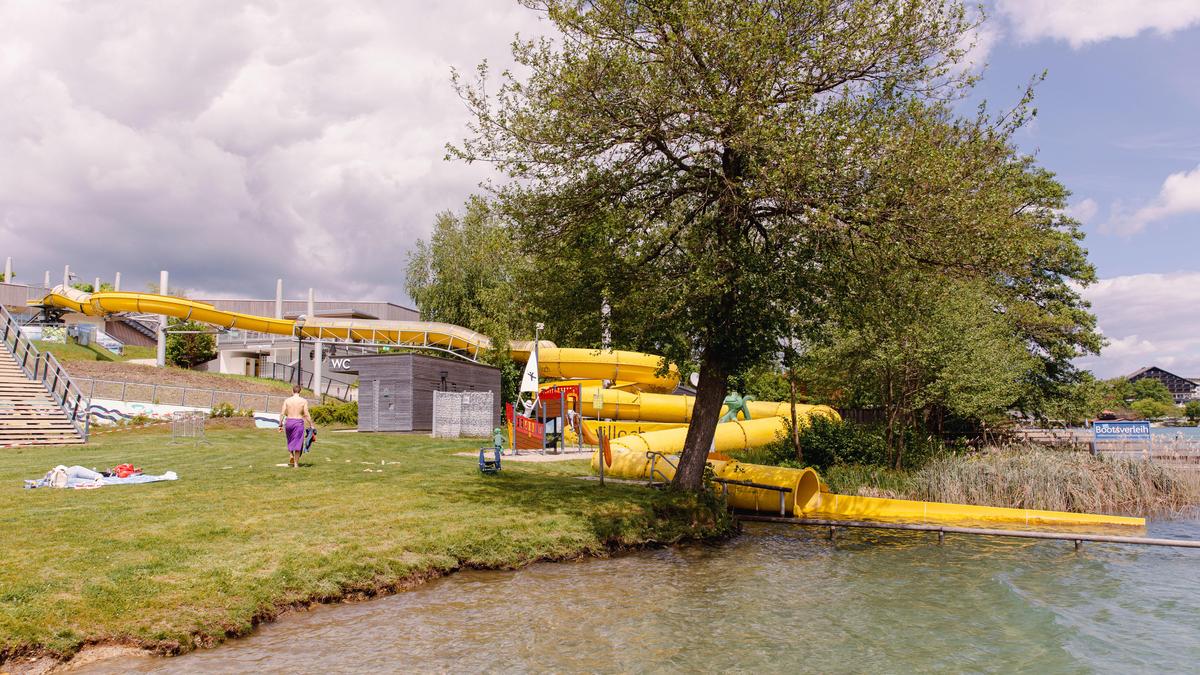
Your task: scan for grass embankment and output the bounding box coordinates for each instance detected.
[0,429,731,664]
[819,448,1200,517]
[60,361,313,398]
[33,340,154,363]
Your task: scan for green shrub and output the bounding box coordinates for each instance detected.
[210,402,236,418]
[311,401,357,426]
[796,416,889,468]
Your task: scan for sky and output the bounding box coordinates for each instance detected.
[1,1,1199,379]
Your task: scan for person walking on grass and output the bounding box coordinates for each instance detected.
[278,384,313,468]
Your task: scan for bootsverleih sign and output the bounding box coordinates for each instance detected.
[1093,420,1151,440]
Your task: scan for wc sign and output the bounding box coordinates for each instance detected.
[326,357,355,372]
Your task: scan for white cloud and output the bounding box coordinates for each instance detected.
[951,6,1002,75]
[1105,164,1200,235]
[997,0,1200,48]
[0,1,549,302]
[1077,272,1200,378]
[1064,197,1098,223]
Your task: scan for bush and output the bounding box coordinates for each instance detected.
[311,401,357,426]
[796,416,889,468]
[165,319,217,368]
[210,402,236,418]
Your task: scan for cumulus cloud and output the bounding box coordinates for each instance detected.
[1105,164,1200,235]
[1063,197,1098,224]
[996,0,1200,48]
[1077,272,1200,378]
[0,1,548,302]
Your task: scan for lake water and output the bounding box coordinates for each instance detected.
[83,519,1200,674]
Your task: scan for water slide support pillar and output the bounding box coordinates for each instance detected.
[114,273,121,291]
[308,288,320,399]
[43,271,50,288]
[3,257,11,283]
[94,277,100,293]
[62,265,70,288]
[156,270,168,367]
[275,279,283,319]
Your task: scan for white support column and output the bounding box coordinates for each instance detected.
[156,270,168,367]
[306,287,317,396]
[3,257,11,283]
[313,340,323,402]
[93,277,101,293]
[275,278,284,319]
[62,265,70,288]
[43,271,50,288]
[114,272,121,291]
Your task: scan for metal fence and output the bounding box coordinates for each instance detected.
[0,304,90,440]
[75,377,313,412]
[258,361,356,402]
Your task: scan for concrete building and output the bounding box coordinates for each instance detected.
[1126,366,1198,404]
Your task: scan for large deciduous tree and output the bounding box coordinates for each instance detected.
[451,0,1072,490]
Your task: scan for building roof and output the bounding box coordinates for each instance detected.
[1125,365,1198,390]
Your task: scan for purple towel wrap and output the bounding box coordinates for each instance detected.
[284,418,305,451]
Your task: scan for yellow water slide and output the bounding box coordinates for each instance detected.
[541,382,812,424]
[592,419,1145,528]
[36,287,678,388]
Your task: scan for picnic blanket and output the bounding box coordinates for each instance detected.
[24,465,178,490]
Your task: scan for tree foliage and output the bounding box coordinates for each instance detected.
[1184,400,1200,424]
[165,319,216,369]
[452,0,1098,488]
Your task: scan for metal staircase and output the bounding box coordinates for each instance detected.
[0,306,88,447]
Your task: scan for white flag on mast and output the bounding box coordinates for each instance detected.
[519,349,539,395]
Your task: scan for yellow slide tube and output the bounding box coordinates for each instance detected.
[580,420,688,445]
[790,471,1144,527]
[596,441,1144,528]
[575,386,829,424]
[36,287,678,388]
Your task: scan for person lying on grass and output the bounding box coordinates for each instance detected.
[278,384,313,468]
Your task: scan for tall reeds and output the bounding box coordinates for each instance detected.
[913,447,1200,517]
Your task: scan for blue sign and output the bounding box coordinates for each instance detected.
[1093,421,1151,440]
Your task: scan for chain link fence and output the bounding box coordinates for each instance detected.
[76,377,314,412]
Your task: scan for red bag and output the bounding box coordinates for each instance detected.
[112,463,142,478]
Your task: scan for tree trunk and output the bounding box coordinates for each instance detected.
[672,350,729,491]
[789,369,801,463]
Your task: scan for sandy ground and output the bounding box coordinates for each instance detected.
[6,645,145,674]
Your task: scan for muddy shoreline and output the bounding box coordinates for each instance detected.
[4,531,728,673]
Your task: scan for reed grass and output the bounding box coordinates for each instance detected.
[912,446,1200,518]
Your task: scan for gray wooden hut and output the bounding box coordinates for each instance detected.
[329,353,501,432]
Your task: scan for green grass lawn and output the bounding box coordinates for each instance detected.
[0,428,729,662]
[33,339,124,362]
[33,339,157,363]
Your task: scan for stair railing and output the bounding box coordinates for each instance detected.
[0,304,91,440]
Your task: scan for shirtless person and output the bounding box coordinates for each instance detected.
[278,384,313,468]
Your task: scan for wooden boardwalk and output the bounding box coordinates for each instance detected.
[1012,428,1200,465]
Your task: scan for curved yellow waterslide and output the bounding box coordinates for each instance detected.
[591,419,1145,528]
[39,286,1145,528]
[36,287,678,390]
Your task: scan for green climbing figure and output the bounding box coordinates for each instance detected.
[720,393,755,423]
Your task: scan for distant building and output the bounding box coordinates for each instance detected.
[1125,366,1198,404]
